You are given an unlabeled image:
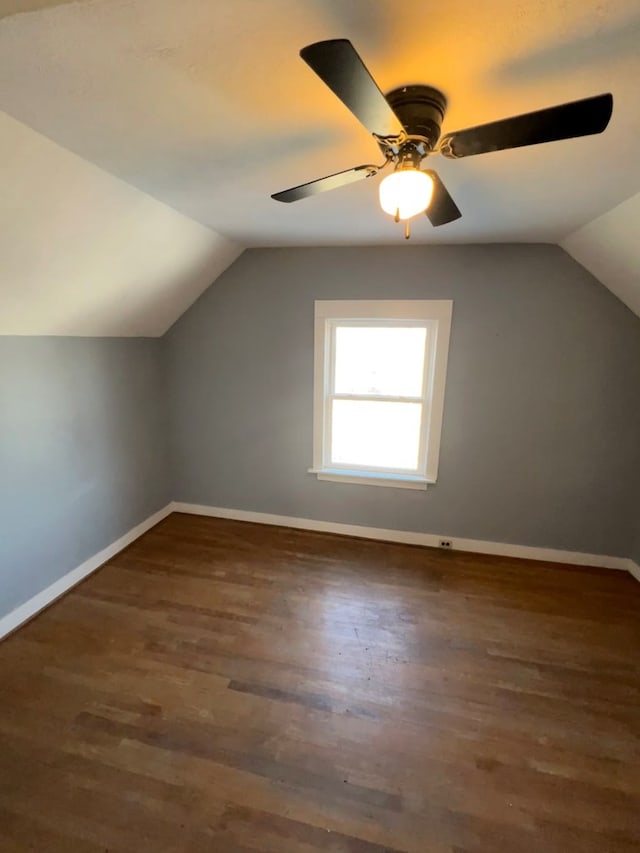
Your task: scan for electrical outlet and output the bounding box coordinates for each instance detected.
[439,540,452,549]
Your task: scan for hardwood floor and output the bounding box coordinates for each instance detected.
[0,513,639,852]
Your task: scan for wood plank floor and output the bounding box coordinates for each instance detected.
[0,513,639,852]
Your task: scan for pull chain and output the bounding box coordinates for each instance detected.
[405,221,411,240]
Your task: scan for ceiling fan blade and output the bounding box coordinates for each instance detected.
[272,164,379,203]
[423,171,461,226]
[439,93,613,158]
[300,39,405,138]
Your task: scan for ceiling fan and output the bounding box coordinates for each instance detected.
[271,39,613,238]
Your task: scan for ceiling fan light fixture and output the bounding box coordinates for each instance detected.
[379,168,434,220]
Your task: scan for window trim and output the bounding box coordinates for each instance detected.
[311,299,453,489]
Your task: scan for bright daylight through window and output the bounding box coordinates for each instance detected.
[311,300,452,489]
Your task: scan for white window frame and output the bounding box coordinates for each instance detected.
[310,300,453,490]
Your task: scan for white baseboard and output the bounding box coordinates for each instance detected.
[0,503,173,641]
[172,502,632,573]
[4,501,636,643]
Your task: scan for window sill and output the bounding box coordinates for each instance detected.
[308,467,431,490]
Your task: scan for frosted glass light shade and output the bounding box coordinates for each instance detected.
[379,169,434,220]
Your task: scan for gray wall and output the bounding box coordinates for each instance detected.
[165,245,640,558]
[0,337,171,618]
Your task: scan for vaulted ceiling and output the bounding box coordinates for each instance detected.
[1,0,638,334]
[561,191,640,318]
[0,111,241,336]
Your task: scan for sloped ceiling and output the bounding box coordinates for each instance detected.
[0,0,638,334]
[0,112,241,336]
[561,192,640,319]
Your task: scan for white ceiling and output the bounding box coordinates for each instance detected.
[0,111,241,336]
[562,191,640,318]
[1,0,639,247]
[0,0,639,334]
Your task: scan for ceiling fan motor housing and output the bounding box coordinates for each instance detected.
[386,85,447,150]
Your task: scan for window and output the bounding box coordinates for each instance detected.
[310,300,452,490]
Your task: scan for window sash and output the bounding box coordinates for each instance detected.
[329,392,424,403]
[325,398,426,475]
[323,319,431,476]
